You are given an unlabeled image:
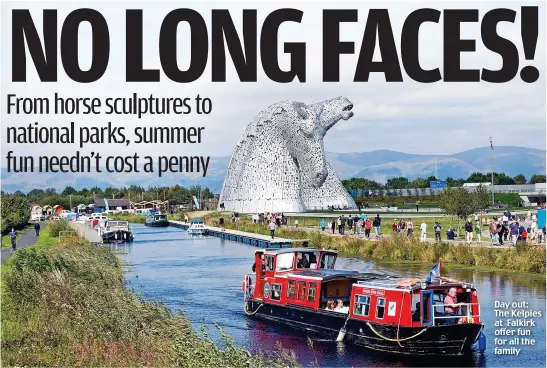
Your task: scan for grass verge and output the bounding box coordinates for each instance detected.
[202,212,546,275]
[1,220,298,367]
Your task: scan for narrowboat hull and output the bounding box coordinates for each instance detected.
[144,220,170,227]
[102,230,134,243]
[245,299,483,356]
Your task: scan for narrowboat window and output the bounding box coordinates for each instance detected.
[354,294,370,316]
[320,254,336,269]
[287,280,296,298]
[296,253,311,269]
[276,253,295,271]
[308,282,317,302]
[265,256,274,271]
[271,284,282,301]
[298,281,307,300]
[376,297,386,319]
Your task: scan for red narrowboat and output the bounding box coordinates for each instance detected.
[243,248,484,355]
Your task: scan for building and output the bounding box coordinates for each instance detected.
[94,199,131,212]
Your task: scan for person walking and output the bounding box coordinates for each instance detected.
[337,217,342,234]
[475,221,482,242]
[407,219,413,237]
[365,218,372,239]
[320,218,326,232]
[373,215,381,238]
[331,220,336,234]
[434,222,442,242]
[420,221,427,242]
[490,219,499,245]
[9,228,17,250]
[509,221,519,246]
[465,219,473,244]
[294,219,299,229]
[269,221,276,239]
[34,222,40,236]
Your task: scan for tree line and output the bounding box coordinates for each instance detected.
[1,185,216,211]
[342,173,546,190]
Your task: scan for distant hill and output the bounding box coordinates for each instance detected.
[1,146,545,193]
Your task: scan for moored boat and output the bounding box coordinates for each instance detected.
[242,248,484,356]
[145,213,169,227]
[187,218,206,235]
[101,220,135,243]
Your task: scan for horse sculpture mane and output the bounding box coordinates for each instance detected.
[218,97,357,213]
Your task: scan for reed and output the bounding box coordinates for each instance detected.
[203,213,546,274]
[1,223,298,367]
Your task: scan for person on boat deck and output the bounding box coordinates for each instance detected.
[296,253,310,269]
[326,300,336,310]
[334,300,349,313]
[444,287,463,325]
[252,254,265,272]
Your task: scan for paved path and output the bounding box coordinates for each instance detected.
[288,225,539,249]
[71,222,102,243]
[283,210,528,219]
[1,222,47,264]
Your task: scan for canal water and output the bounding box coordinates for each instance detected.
[113,225,546,367]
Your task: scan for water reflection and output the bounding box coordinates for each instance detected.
[112,225,545,367]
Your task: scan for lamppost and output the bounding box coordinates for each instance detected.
[490,137,495,206]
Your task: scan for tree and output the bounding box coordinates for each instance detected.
[446,177,465,187]
[62,186,77,196]
[529,174,546,184]
[473,184,490,211]
[513,174,527,185]
[493,173,515,185]
[439,186,490,233]
[385,177,409,189]
[1,194,30,233]
[44,188,57,196]
[466,172,489,183]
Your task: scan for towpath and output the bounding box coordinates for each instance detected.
[287,225,536,249]
[1,222,47,264]
[71,222,102,243]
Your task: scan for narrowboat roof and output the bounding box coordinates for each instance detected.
[263,248,338,255]
[288,269,389,281]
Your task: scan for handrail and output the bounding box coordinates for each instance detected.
[431,302,480,325]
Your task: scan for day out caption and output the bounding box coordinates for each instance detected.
[12,6,540,84]
[493,300,543,357]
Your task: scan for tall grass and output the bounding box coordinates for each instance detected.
[1,224,298,367]
[202,213,546,274]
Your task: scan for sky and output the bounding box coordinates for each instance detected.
[1,0,545,168]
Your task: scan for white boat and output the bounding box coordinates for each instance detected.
[188,218,207,235]
[100,220,134,243]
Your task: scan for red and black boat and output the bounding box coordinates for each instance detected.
[242,248,484,355]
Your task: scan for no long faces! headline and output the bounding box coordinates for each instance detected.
[11,6,541,84]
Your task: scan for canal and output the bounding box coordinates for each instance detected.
[112,225,546,367]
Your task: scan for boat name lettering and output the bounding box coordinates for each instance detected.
[359,288,385,296]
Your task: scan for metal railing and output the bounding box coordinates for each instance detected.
[432,302,481,325]
[58,231,78,242]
